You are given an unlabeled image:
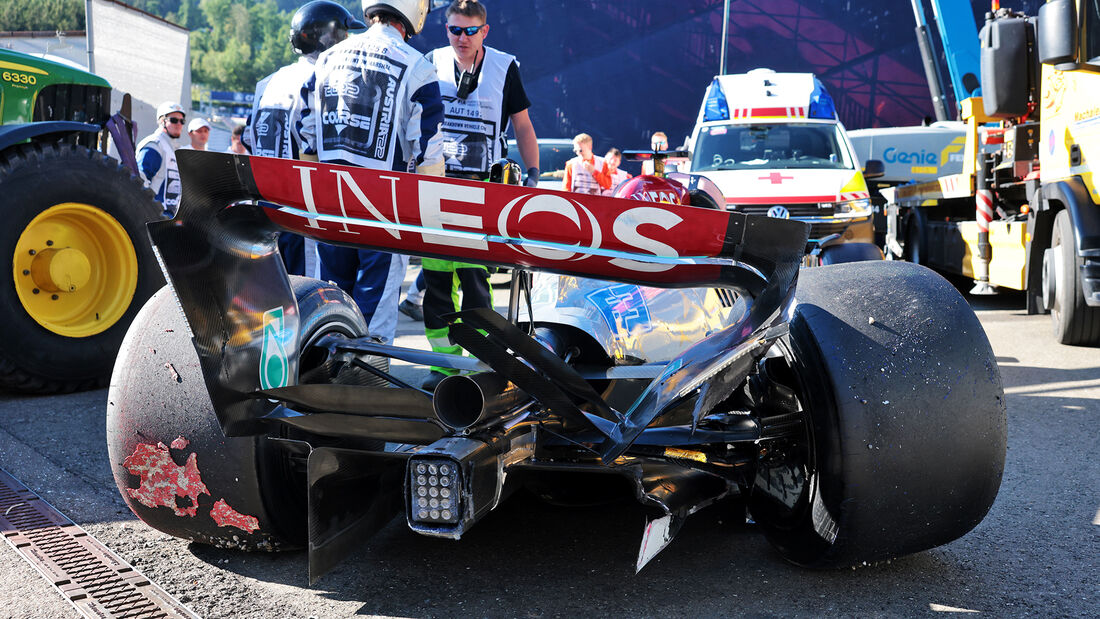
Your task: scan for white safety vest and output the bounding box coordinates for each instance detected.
[247,57,314,159]
[604,169,631,196]
[568,155,605,194]
[247,57,321,278]
[136,129,181,212]
[306,23,442,171]
[431,45,512,175]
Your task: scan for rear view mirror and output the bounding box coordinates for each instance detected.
[863,159,885,180]
[1038,0,1078,67]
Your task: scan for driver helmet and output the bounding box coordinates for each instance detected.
[362,0,430,36]
[156,101,185,120]
[291,1,367,56]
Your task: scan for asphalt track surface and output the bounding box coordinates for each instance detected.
[0,277,1097,618]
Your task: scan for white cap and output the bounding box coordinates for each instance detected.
[156,101,185,119]
[362,0,429,35]
[187,118,211,132]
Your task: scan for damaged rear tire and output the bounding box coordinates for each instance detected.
[749,261,1006,567]
[107,277,368,550]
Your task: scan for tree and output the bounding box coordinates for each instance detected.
[172,0,204,31]
[190,0,294,91]
[1,0,297,93]
[0,0,84,31]
[126,1,183,18]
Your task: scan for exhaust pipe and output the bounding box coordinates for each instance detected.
[433,373,528,430]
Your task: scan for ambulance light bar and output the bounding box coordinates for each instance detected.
[703,77,730,122]
[808,78,837,120]
[704,74,838,122]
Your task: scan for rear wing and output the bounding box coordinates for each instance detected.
[150,151,809,437]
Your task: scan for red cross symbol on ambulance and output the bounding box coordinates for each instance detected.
[759,172,794,184]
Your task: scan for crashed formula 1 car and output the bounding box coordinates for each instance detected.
[107,151,1006,582]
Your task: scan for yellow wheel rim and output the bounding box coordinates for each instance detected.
[13,203,139,338]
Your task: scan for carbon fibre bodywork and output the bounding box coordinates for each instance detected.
[144,150,807,577]
[126,150,1004,581]
[151,151,807,448]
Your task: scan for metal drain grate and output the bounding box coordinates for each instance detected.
[0,467,197,618]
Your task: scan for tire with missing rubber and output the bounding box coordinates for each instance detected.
[107,277,367,550]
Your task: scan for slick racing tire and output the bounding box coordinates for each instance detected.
[1048,209,1100,345]
[749,261,1006,568]
[107,277,368,550]
[0,143,164,394]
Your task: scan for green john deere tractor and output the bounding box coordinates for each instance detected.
[0,48,163,394]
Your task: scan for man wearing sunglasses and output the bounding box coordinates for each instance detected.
[137,101,186,216]
[417,0,539,391]
[428,0,538,183]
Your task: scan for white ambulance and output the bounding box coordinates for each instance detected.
[684,68,884,263]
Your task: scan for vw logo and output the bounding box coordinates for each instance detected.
[767,205,790,219]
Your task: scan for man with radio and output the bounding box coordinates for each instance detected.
[418,0,540,391]
[429,0,538,182]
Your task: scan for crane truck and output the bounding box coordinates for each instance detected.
[885,0,1100,345]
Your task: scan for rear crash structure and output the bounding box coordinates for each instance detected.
[107,152,1006,582]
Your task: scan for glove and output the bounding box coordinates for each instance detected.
[524,167,540,187]
[417,160,445,177]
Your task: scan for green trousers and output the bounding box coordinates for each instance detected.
[422,258,493,375]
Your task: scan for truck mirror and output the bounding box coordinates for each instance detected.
[863,159,885,180]
[1037,0,1078,67]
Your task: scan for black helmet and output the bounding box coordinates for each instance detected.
[290,0,367,56]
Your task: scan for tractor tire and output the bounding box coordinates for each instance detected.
[1049,209,1100,345]
[0,142,163,394]
[749,261,1006,568]
[107,277,369,551]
